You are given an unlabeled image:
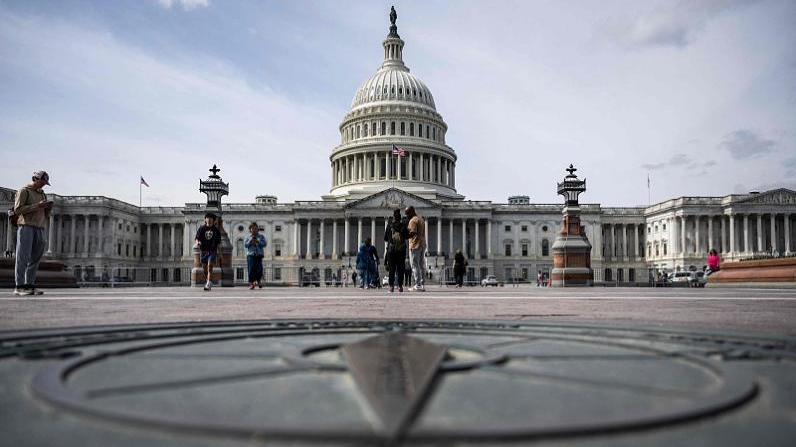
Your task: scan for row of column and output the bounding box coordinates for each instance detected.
[287,217,495,260]
[602,223,644,260]
[673,213,793,256]
[332,151,455,188]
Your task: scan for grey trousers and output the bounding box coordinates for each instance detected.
[409,247,426,287]
[15,226,46,288]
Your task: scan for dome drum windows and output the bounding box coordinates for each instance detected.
[410,122,414,136]
[400,122,405,136]
[390,122,396,135]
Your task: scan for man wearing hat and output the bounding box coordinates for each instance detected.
[194,212,221,291]
[13,171,53,295]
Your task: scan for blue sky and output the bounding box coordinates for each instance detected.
[1,0,794,206]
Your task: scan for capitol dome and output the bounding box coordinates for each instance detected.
[324,8,462,202]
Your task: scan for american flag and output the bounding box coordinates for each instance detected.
[391,145,406,157]
[140,176,150,187]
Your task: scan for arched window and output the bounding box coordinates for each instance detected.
[426,125,430,138]
[410,123,414,136]
[356,125,360,139]
[381,122,386,135]
[391,122,396,135]
[391,86,395,94]
[433,127,436,140]
[399,87,403,95]
[363,124,368,137]
[236,239,244,256]
[383,86,387,94]
[413,88,417,96]
[542,239,550,256]
[371,122,376,136]
[400,122,405,135]
[418,123,423,138]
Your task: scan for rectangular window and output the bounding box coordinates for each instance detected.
[663,244,667,255]
[274,267,282,281]
[125,245,129,257]
[418,123,423,137]
[372,122,376,135]
[390,122,396,135]
[133,246,137,257]
[521,244,528,257]
[504,225,511,232]
[410,123,414,136]
[505,244,512,256]
[275,225,282,232]
[400,122,405,135]
[381,122,386,135]
[663,224,666,230]
[117,244,121,255]
[275,243,282,257]
[521,225,528,232]
[236,267,245,280]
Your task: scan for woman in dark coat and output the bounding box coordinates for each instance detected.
[453,250,468,288]
[384,209,409,292]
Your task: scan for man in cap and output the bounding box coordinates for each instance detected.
[13,171,53,295]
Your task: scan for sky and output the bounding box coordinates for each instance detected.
[1,0,794,207]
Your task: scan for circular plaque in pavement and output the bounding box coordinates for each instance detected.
[2,320,794,446]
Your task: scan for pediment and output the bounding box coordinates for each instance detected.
[345,188,439,211]
[737,188,796,205]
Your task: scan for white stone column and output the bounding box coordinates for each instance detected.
[69,216,76,255]
[462,219,467,255]
[681,216,687,255]
[487,221,492,258]
[757,214,763,252]
[344,218,350,255]
[436,217,442,255]
[146,224,151,258]
[386,151,391,180]
[292,220,299,257]
[785,214,791,254]
[743,214,750,253]
[409,152,413,180]
[47,213,55,255]
[425,218,430,252]
[370,218,376,247]
[622,224,628,259]
[449,219,454,254]
[83,216,90,256]
[170,224,176,259]
[357,218,363,248]
[707,216,714,253]
[720,216,726,254]
[184,221,192,257]
[158,223,164,258]
[634,224,640,258]
[694,216,701,256]
[729,214,736,254]
[475,220,480,259]
[332,220,338,258]
[306,219,312,259]
[98,215,105,255]
[770,214,777,252]
[319,220,325,259]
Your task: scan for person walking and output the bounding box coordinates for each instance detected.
[356,239,375,289]
[384,209,409,292]
[367,237,381,288]
[707,249,721,275]
[453,250,468,288]
[13,171,53,295]
[405,206,426,291]
[194,212,221,291]
[244,222,267,289]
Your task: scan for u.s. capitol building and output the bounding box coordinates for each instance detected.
[2,12,795,285]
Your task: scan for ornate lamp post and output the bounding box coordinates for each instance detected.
[551,165,593,287]
[191,165,234,287]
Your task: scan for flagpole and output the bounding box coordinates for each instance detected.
[139,179,142,208]
[647,174,651,205]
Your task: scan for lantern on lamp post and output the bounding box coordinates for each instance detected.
[551,164,593,287]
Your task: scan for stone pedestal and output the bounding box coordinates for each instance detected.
[551,206,593,287]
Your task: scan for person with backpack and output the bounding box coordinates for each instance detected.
[384,209,409,292]
[453,249,468,288]
[13,171,53,296]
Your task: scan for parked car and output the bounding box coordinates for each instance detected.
[670,272,691,284]
[689,271,707,288]
[481,275,503,287]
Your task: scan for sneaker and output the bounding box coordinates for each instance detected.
[419,286,426,292]
[30,288,44,295]
[13,288,32,296]
[249,284,255,290]
[398,286,403,293]
[389,286,394,293]
[204,281,212,291]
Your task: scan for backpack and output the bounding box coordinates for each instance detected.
[390,226,406,253]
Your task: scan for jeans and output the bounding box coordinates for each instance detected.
[357,268,371,287]
[409,248,425,287]
[15,226,46,288]
[388,255,405,287]
[247,255,263,283]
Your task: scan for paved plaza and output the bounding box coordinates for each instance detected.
[2,286,795,334]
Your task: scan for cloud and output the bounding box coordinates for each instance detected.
[155,0,209,11]
[669,153,690,166]
[784,157,796,176]
[719,129,776,159]
[641,162,666,170]
[703,160,717,167]
[640,153,692,171]
[601,0,753,49]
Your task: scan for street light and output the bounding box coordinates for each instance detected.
[557,164,586,206]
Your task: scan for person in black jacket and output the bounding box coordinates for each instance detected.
[453,250,468,288]
[384,209,409,293]
[194,212,221,291]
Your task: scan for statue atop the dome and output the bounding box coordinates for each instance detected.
[388,6,399,37]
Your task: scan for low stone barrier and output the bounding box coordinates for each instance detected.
[0,258,78,289]
[707,257,796,288]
